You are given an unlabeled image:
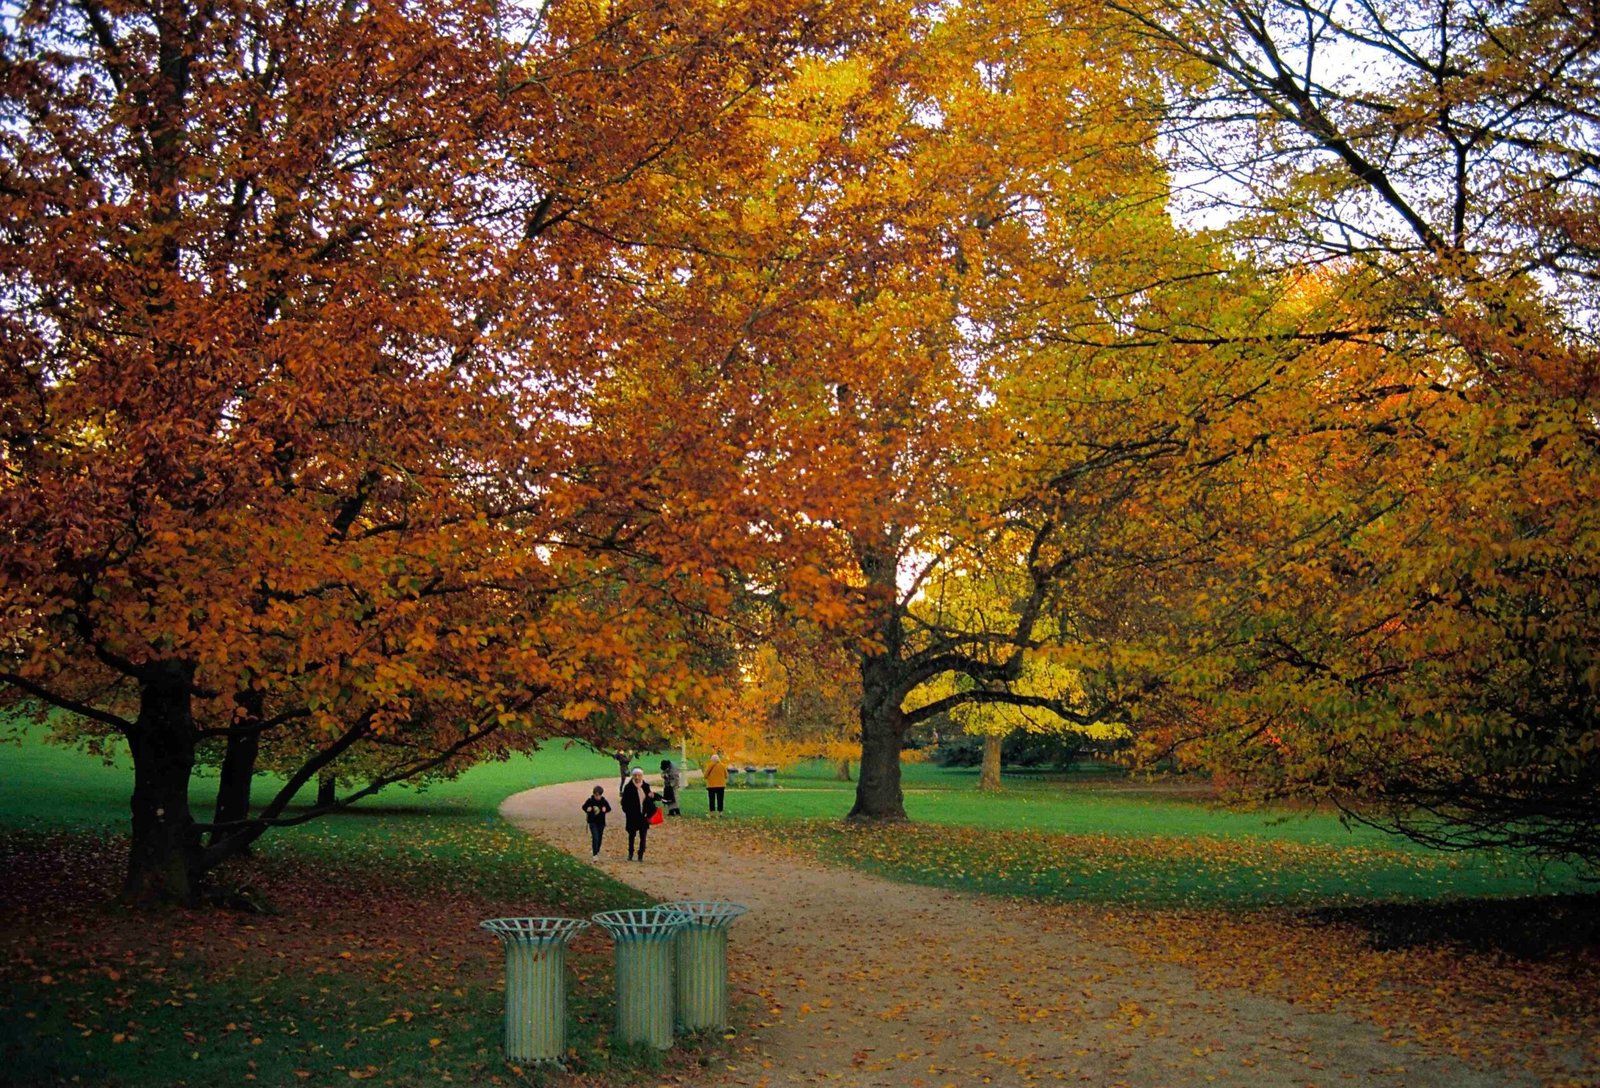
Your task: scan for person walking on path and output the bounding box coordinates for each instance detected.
[704,751,728,815]
[581,785,611,860]
[620,767,657,861]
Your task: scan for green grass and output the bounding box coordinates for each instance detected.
[0,722,705,1087]
[0,815,661,1087]
[715,760,1590,909]
[0,722,661,830]
[2,897,527,1088]
[5,720,1593,1088]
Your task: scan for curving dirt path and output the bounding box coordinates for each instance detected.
[502,780,1537,1088]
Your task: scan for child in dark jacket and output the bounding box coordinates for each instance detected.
[581,786,611,860]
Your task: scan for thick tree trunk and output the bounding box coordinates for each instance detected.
[316,773,336,808]
[210,692,261,852]
[835,758,853,782]
[848,711,905,820]
[847,537,909,822]
[123,662,203,906]
[978,732,1004,791]
[848,651,908,821]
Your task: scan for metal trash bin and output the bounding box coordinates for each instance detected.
[743,765,755,787]
[657,900,747,1032]
[591,907,690,1048]
[763,766,777,787]
[479,917,591,1062]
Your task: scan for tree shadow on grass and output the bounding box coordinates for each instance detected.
[1306,893,1600,958]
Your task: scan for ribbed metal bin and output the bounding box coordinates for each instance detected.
[658,900,747,1032]
[479,917,590,1062]
[591,907,690,1048]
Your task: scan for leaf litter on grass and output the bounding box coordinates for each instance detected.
[725,817,1600,1086]
[0,823,701,1088]
[742,818,1562,909]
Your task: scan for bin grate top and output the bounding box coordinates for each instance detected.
[590,907,691,937]
[656,900,748,927]
[479,916,591,943]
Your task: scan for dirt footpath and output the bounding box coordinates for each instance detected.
[501,781,1539,1088]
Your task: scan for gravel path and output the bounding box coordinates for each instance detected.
[501,780,1535,1088]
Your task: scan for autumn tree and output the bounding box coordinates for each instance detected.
[732,0,1335,822]
[701,622,863,773]
[902,555,1125,791]
[0,0,893,902]
[1100,0,1600,865]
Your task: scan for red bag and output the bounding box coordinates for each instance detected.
[649,807,664,826]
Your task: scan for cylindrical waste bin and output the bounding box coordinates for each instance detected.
[591,907,690,1048]
[743,765,755,787]
[657,900,748,1032]
[763,766,777,787]
[479,916,591,1063]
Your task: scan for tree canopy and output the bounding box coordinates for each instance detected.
[1099,0,1600,865]
[2,0,1595,898]
[0,0,902,901]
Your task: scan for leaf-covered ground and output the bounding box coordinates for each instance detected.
[734,816,1581,908]
[725,818,1600,1086]
[6,735,1597,1087]
[0,822,719,1087]
[1084,900,1600,1085]
[506,780,1600,1088]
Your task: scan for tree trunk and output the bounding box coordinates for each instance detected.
[978,732,1004,791]
[835,758,853,782]
[210,691,261,852]
[848,651,908,821]
[848,711,905,820]
[316,772,336,808]
[847,538,909,822]
[122,662,203,906]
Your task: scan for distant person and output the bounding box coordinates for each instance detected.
[620,767,657,861]
[581,785,611,861]
[660,759,681,816]
[704,751,728,815]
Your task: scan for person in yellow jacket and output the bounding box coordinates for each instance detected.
[703,751,728,815]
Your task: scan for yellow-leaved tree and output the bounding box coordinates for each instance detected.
[902,552,1126,790]
[1090,0,1600,867]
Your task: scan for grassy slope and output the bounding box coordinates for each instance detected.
[2,728,1583,910]
[718,761,1588,908]
[2,726,1590,1088]
[0,726,694,1088]
[0,725,648,830]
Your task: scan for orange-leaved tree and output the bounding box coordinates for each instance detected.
[0,0,891,902]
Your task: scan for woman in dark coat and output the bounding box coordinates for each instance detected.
[620,767,657,862]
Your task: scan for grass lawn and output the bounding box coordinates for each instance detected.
[0,725,654,831]
[711,760,1591,909]
[5,725,1595,1086]
[0,725,707,1087]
